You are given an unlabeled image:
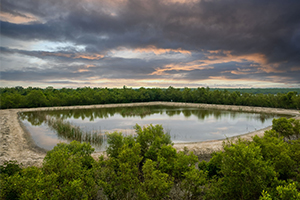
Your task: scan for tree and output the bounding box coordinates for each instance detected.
[206,140,277,200]
[135,124,172,162]
[97,143,142,200]
[26,90,47,107]
[42,141,97,199]
[139,159,174,200]
[252,132,296,179]
[272,118,300,140]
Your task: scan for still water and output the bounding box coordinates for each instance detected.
[19,106,286,151]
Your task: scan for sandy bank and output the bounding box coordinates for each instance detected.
[1,102,299,166]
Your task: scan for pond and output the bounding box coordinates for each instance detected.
[19,105,287,151]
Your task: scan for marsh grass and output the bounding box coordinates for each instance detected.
[25,111,104,146]
[47,116,104,146]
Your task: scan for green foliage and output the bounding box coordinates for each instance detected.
[272,118,299,139]
[41,141,97,199]
[106,131,127,158]
[43,140,95,170]
[203,118,300,200]
[157,145,198,181]
[97,124,205,199]
[180,168,207,200]
[0,160,22,176]
[26,90,48,107]
[252,134,296,179]
[135,124,172,162]
[199,151,223,178]
[1,166,43,200]
[139,159,174,200]
[213,140,276,200]
[260,190,273,200]
[97,143,142,200]
[276,182,300,200]
[260,182,300,200]
[1,86,299,109]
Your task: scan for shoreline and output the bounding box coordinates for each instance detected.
[1,102,299,166]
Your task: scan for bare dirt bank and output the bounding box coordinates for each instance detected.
[1,102,299,166]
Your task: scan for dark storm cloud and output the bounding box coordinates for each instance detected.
[164,60,300,85]
[0,46,103,63]
[2,0,300,61]
[1,46,300,85]
[0,55,296,85]
[0,54,164,81]
[1,0,300,87]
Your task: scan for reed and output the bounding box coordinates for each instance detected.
[27,111,104,146]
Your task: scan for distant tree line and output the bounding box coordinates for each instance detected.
[208,88,300,94]
[0,86,299,109]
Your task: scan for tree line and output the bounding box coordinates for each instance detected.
[209,88,300,94]
[1,118,299,199]
[1,86,299,109]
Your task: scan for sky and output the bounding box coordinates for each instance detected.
[1,0,300,89]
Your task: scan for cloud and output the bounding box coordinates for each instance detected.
[1,0,300,88]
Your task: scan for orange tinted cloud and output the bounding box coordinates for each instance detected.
[151,61,214,75]
[206,50,284,73]
[225,68,254,75]
[206,51,267,64]
[291,67,300,71]
[134,45,191,55]
[112,46,191,56]
[75,64,96,73]
[0,12,39,24]
[149,49,286,76]
[73,54,104,60]
[77,69,90,73]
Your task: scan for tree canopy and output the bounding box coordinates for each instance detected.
[1,86,300,109]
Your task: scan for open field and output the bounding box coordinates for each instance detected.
[1,102,299,167]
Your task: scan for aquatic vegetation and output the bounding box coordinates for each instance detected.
[46,116,104,146]
[20,111,104,146]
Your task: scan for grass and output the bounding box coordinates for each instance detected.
[46,116,104,146]
[22,111,104,146]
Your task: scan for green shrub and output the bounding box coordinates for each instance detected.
[42,141,97,199]
[272,118,300,139]
[135,124,172,162]
[206,140,277,200]
[260,181,300,200]
[139,159,174,200]
[0,160,22,176]
[96,143,142,199]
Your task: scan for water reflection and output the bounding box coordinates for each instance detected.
[19,106,287,151]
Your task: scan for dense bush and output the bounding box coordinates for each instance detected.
[200,118,300,200]
[97,124,205,199]
[1,119,300,199]
[0,141,98,199]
